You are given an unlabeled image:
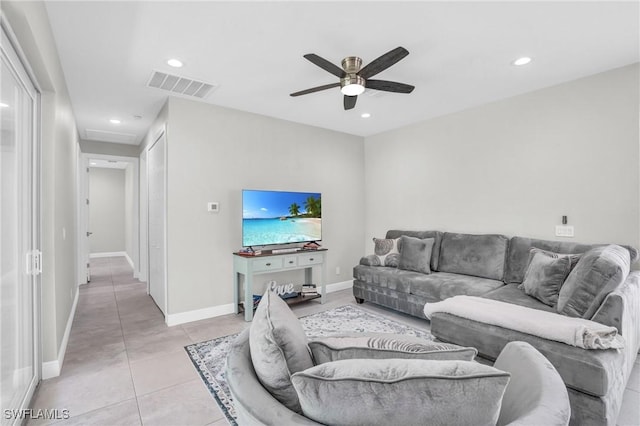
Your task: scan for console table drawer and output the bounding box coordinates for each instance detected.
[299,253,322,266]
[253,258,283,271]
[283,256,298,268]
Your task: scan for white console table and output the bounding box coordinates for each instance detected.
[233,249,327,321]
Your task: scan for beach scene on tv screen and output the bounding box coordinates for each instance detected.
[243,190,321,246]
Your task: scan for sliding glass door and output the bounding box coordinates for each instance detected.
[0,21,41,426]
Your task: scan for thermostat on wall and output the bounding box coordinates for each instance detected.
[207,202,220,213]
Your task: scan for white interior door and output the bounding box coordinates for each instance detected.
[0,22,40,426]
[147,131,167,315]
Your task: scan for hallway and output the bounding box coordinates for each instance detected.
[29,256,235,425]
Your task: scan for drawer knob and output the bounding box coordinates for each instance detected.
[266,263,271,266]
[289,261,294,264]
[309,258,314,261]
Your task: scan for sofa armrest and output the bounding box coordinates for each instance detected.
[590,271,640,367]
[308,333,477,364]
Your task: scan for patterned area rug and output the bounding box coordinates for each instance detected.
[185,305,433,425]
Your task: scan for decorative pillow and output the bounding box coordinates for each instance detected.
[249,289,314,413]
[557,245,631,318]
[359,254,381,266]
[291,359,510,426]
[398,236,435,274]
[373,237,400,267]
[309,334,476,364]
[518,248,573,307]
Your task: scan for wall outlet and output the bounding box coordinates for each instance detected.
[555,225,574,238]
[62,227,66,240]
[335,266,340,275]
[207,202,219,213]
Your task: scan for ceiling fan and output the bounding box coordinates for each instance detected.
[290,46,415,110]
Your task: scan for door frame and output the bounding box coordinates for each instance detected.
[146,128,168,317]
[77,153,140,283]
[1,11,42,420]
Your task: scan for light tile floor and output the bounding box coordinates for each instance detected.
[28,256,640,425]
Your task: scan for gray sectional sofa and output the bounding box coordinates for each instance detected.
[352,230,640,426]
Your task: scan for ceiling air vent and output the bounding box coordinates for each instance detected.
[146,71,216,99]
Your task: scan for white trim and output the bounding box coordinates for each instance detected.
[322,280,353,294]
[90,251,127,258]
[166,303,236,327]
[165,281,353,327]
[124,252,134,269]
[42,288,79,379]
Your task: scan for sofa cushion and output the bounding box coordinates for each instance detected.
[386,230,443,271]
[353,265,421,294]
[519,248,574,307]
[409,272,504,303]
[481,284,555,313]
[438,232,509,281]
[309,334,477,364]
[398,236,434,274]
[373,237,400,267]
[504,236,639,285]
[291,359,510,426]
[249,289,314,413]
[430,312,625,397]
[557,245,631,319]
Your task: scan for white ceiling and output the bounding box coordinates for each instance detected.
[45,1,639,145]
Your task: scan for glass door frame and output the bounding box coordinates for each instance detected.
[1,12,42,422]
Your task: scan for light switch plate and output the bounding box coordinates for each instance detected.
[555,225,574,237]
[207,202,219,213]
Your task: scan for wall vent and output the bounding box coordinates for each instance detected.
[146,71,217,99]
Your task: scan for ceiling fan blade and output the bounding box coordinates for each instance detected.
[304,54,345,78]
[290,82,341,97]
[344,95,357,110]
[366,80,415,94]
[358,47,409,79]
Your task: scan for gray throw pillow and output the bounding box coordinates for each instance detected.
[309,334,477,364]
[249,289,314,413]
[291,359,510,426]
[518,248,573,307]
[398,236,435,274]
[557,245,631,319]
[373,237,400,267]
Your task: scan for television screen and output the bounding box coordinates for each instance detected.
[242,189,321,247]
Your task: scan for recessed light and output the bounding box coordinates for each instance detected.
[361,113,371,118]
[109,119,121,124]
[0,102,8,108]
[167,58,183,68]
[512,57,532,66]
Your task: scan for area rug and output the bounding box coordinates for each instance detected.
[185,304,433,425]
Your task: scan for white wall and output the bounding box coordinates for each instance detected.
[364,64,640,259]
[144,97,365,316]
[89,167,126,253]
[2,1,80,367]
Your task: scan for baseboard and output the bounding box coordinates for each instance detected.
[42,287,79,379]
[89,251,127,258]
[165,281,353,327]
[124,253,134,269]
[322,280,353,294]
[166,303,236,327]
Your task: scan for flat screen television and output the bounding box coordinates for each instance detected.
[242,189,322,247]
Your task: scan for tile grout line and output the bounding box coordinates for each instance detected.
[109,257,145,426]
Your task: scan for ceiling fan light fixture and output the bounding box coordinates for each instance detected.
[340,74,365,96]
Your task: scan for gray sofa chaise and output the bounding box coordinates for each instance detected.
[353,230,640,426]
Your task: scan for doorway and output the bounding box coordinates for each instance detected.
[77,153,139,285]
[0,18,41,425]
